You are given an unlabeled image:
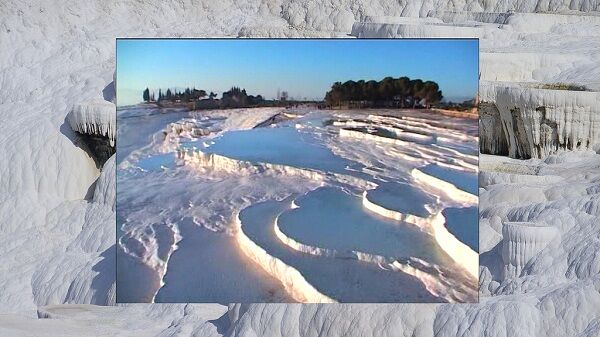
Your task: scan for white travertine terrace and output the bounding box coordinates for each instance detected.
[178,147,375,190]
[162,109,479,303]
[479,171,563,188]
[430,213,479,279]
[275,217,477,303]
[339,128,421,146]
[361,190,432,229]
[362,190,479,279]
[351,21,492,38]
[479,52,590,83]
[234,212,336,303]
[412,168,478,206]
[235,198,477,303]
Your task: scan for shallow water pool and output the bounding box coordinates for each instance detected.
[277,187,451,264]
[201,126,361,174]
[135,153,176,171]
[420,163,478,195]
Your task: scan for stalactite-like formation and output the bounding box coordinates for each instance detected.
[67,99,116,166]
[502,221,560,279]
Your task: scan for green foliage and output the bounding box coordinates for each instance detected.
[537,83,589,91]
[142,83,271,109]
[144,87,212,103]
[325,76,443,108]
[221,86,264,108]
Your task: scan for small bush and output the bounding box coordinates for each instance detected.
[537,83,589,91]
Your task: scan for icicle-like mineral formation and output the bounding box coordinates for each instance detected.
[501,221,560,279]
[479,102,509,156]
[480,84,600,159]
[67,99,116,165]
[68,99,116,145]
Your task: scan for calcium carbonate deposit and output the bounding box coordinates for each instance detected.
[116,106,478,304]
[0,0,599,336]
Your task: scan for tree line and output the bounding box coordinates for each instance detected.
[143,87,217,103]
[220,86,265,108]
[324,77,443,108]
[143,86,270,108]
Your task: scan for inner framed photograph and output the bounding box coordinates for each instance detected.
[116,38,479,303]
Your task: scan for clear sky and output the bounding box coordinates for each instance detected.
[116,39,478,106]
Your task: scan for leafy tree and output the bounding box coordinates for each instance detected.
[409,79,424,107]
[324,76,443,108]
[394,77,410,107]
[143,88,150,102]
[421,81,443,107]
[379,77,395,101]
[221,86,249,107]
[325,82,343,107]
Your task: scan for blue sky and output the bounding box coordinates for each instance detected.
[116,39,478,106]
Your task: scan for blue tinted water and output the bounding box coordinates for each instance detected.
[367,182,437,218]
[239,198,444,302]
[278,187,450,264]
[135,153,176,171]
[202,126,360,174]
[421,164,478,195]
[442,207,479,251]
